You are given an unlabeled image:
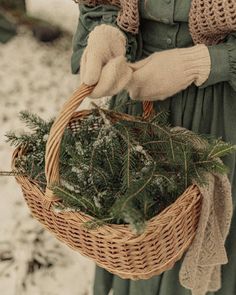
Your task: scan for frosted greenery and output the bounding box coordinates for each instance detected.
[6,109,236,234]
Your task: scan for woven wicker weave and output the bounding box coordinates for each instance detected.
[12,84,202,280]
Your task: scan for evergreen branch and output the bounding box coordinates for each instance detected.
[153,173,173,185]
[209,145,236,159]
[207,139,222,158]
[150,111,170,126]
[84,216,115,230]
[169,137,175,161]
[133,119,171,137]
[142,140,167,145]
[89,127,108,194]
[105,152,114,175]
[121,162,156,210]
[183,150,188,189]
[91,158,109,184]
[193,164,203,183]
[53,186,96,213]
[122,125,131,188]
[110,140,115,161]
[19,110,52,131]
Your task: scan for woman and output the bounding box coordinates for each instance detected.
[71,1,236,294]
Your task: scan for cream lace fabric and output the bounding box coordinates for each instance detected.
[74,0,236,45]
[180,172,233,295]
[189,0,236,45]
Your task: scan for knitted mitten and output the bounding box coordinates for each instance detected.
[126,44,211,101]
[80,24,132,98]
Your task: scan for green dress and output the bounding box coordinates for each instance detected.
[71,2,236,294]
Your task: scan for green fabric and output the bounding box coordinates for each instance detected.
[0,0,26,11]
[0,12,16,43]
[200,35,236,90]
[71,1,236,294]
[71,4,141,74]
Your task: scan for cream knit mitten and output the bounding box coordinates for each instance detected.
[80,24,132,98]
[125,44,211,101]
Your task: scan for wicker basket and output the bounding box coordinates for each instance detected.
[12,84,202,280]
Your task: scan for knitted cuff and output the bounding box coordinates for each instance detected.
[178,44,211,86]
[199,43,230,89]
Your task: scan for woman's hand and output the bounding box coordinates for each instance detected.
[80,24,132,98]
[125,44,211,101]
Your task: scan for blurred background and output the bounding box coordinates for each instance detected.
[0,1,105,294]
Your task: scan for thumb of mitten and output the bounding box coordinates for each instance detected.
[89,56,133,99]
[80,47,104,86]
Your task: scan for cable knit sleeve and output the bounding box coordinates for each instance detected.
[199,33,236,91]
[71,4,139,74]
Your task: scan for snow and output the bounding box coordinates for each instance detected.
[26,0,79,33]
[0,27,109,295]
[133,145,144,153]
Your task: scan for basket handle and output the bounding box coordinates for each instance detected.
[44,83,154,208]
[44,84,94,207]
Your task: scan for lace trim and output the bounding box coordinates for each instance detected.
[73,0,139,35]
[180,172,233,295]
[189,0,236,45]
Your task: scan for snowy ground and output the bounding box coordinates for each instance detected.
[26,0,78,33]
[0,27,108,295]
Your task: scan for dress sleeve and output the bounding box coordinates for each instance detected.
[199,33,236,91]
[71,4,140,74]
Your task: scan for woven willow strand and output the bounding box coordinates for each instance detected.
[0,171,23,176]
